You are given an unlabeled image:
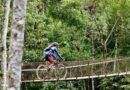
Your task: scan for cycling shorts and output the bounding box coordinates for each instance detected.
[47,55,54,63]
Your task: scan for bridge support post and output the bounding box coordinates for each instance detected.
[92,78,95,90]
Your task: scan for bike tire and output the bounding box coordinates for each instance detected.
[55,64,67,79]
[36,64,48,80]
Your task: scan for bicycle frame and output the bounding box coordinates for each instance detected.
[36,59,67,80]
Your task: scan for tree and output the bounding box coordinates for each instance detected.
[7,0,27,90]
[1,0,11,90]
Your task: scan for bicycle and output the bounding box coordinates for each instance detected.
[36,60,67,80]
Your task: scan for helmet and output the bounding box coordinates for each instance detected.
[52,42,59,46]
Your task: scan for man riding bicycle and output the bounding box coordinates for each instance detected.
[43,42,64,71]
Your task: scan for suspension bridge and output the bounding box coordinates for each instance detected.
[21,57,130,83]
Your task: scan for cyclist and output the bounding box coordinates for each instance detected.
[43,42,64,71]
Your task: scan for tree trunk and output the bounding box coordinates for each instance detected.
[7,0,27,90]
[1,0,11,90]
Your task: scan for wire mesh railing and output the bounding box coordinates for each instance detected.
[21,57,130,82]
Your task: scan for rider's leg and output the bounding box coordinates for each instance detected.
[52,54,59,66]
[54,60,59,67]
[45,55,49,65]
[47,55,54,70]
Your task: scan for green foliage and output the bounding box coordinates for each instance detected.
[23,49,43,61]
[42,82,57,90]
[24,0,91,61]
[21,80,88,90]
[23,0,130,60]
[1,0,129,89]
[99,76,130,90]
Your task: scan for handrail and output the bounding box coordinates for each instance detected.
[21,71,130,83]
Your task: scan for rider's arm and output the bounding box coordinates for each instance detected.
[53,47,64,61]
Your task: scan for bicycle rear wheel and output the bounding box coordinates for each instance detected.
[36,64,48,80]
[55,64,67,79]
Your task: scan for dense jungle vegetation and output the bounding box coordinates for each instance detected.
[0,0,130,90]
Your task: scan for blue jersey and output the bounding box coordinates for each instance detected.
[44,46,64,61]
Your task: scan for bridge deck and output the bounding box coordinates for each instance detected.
[22,71,130,83]
[21,57,130,83]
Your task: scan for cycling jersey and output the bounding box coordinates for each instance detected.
[44,46,64,62]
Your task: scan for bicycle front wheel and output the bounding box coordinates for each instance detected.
[55,64,67,79]
[36,64,48,80]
